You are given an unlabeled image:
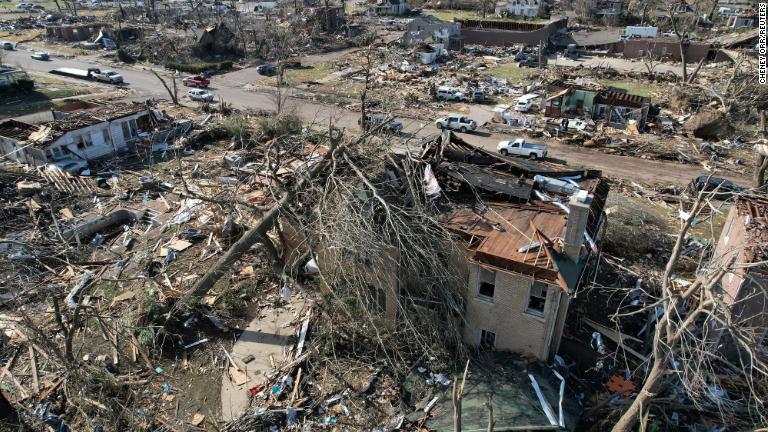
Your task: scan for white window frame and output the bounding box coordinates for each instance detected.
[525,280,548,319]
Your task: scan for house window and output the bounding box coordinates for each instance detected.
[121,122,131,140]
[477,267,495,300]
[479,329,496,350]
[102,129,110,143]
[526,281,548,317]
[52,147,62,157]
[45,149,53,158]
[76,134,92,149]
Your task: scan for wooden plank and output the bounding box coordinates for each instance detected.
[28,345,39,395]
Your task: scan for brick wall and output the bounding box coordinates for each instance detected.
[458,18,567,47]
[462,262,563,360]
[622,40,713,62]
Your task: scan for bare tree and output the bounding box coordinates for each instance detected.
[263,22,299,114]
[667,0,706,83]
[359,34,377,131]
[610,190,768,431]
[151,70,178,105]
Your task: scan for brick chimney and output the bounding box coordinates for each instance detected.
[563,190,592,262]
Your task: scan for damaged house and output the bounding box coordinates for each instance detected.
[194,23,241,57]
[710,198,768,348]
[544,81,651,129]
[427,133,608,360]
[0,103,152,167]
[401,15,463,51]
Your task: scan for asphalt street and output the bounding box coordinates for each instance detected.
[2,47,745,186]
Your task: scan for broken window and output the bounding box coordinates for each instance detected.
[526,281,548,317]
[477,267,495,300]
[121,122,131,140]
[52,147,61,157]
[479,329,496,350]
[102,129,110,143]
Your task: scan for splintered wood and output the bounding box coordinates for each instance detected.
[39,167,97,193]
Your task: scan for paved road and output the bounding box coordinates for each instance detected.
[2,47,748,186]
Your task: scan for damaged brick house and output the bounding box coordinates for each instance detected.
[289,133,608,362]
[0,104,152,167]
[427,133,608,360]
[544,81,651,129]
[709,198,768,348]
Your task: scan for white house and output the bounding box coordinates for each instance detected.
[495,0,541,18]
[0,104,152,167]
[369,0,409,16]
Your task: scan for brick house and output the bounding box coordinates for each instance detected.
[709,198,768,348]
[430,133,609,360]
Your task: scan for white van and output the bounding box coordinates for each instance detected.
[514,93,539,112]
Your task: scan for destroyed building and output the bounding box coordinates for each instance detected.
[401,15,463,50]
[45,22,110,42]
[426,133,608,360]
[544,81,651,129]
[194,23,241,57]
[0,103,151,166]
[710,198,768,349]
[456,17,567,47]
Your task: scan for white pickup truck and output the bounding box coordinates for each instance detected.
[435,115,477,133]
[497,139,548,159]
[92,69,123,84]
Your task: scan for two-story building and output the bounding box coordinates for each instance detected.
[494,0,542,18]
[369,0,409,16]
[430,133,608,360]
[0,104,151,167]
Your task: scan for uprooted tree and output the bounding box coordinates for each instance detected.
[610,190,768,432]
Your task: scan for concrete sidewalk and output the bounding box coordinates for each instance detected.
[220,295,309,420]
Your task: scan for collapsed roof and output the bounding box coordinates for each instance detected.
[0,103,149,148]
[422,132,608,292]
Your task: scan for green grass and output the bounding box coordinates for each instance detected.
[479,63,536,84]
[598,79,662,98]
[0,73,99,119]
[424,9,547,23]
[284,63,334,84]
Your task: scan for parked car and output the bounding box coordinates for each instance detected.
[182,74,210,88]
[358,114,403,134]
[1,41,14,50]
[187,88,214,102]
[436,86,465,101]
[497,139,548,159]
[256,64,277,76]
[15,3,33,8]
[688,176,743,199]
[91,69,123,83]
[30,51,49,60]
[435,115,477,133]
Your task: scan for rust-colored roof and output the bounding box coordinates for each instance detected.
[442,203,567,283]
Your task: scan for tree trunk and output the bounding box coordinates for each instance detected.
[178,128,345,307]
[611,358,665,432]
[679,39,687,83]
